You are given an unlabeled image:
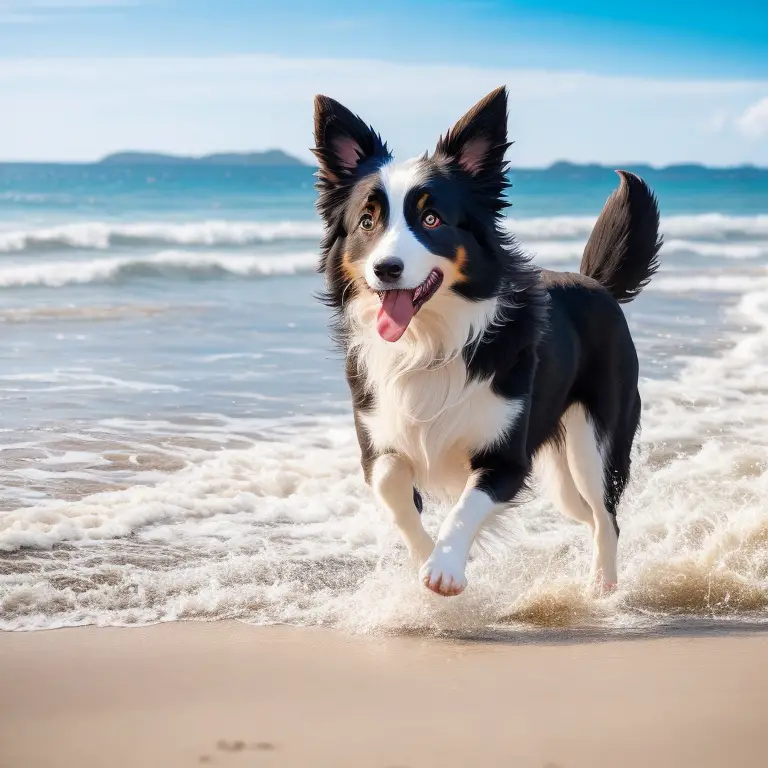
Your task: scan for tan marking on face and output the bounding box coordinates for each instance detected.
[343,199,382,282]
[342,251,358,282]
[417,193,429,212]
[452,245,469,284]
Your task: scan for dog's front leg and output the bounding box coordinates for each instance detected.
[419,460,530,596]
[371,454,434,566]
[419,351,536,597]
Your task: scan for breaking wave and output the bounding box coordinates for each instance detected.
[0,250,318,288]
[0,220,323,253]
[2,284,768,632]
[1,214,768,255]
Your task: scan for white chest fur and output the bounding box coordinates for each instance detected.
[361,358,519,500]
[349,293,521,501]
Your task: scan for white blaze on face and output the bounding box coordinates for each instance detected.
[365,159,446,343]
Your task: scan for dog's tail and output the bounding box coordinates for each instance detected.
[580,170,662,303]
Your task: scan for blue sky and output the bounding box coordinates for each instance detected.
[1,1,767,164]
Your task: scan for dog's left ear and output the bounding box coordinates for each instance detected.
[312,95,390,185]
[435,86,510,183]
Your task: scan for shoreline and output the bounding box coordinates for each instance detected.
[1,621,766,767]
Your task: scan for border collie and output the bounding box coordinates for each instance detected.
[312,87,662,597]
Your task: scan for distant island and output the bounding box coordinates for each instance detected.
[98,150,309,167]
[94,155,765,177]
[0,155,763,176]
[524,160,764,177]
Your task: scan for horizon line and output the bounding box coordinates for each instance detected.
[0,152,765,172]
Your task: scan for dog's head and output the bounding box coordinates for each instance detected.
[313,87,516,344]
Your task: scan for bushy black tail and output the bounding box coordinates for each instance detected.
[580,170,662,303]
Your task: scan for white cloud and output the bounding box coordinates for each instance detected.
[0,54,766,165]
[736,97,768,139]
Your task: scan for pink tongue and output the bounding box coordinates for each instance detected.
[377,290,416,342]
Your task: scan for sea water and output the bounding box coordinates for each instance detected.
[1,162,767,633]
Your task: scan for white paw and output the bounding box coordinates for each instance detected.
[419,547,467,597]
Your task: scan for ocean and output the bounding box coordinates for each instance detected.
[1,162,767,633]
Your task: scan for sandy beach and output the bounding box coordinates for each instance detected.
[1,622,766,768]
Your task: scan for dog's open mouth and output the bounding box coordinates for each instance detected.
[376,268,444,342]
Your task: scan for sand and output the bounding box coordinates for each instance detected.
[0,622,766,768]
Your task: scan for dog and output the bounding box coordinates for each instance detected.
[312,86,662,597]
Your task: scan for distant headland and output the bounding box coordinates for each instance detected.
[98,150,309,167]
[522,160,765,177]
[0,154,763,176]
[93,154,764,176]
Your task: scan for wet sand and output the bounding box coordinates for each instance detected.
[0,621,766,768]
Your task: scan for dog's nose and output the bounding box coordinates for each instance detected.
[373,258,404,284]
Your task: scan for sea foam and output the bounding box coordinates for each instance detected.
[0,250,318,288]
[2,285,767,632]
[0,220,324,253]
[1,214,767,254]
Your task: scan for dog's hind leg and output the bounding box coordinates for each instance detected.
[371,454,434,566]
[563,405,619,592]
[537,443,594,532]
[603,392,641,527]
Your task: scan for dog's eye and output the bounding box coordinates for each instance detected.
[422,211,441,229]
[359,213,375,231]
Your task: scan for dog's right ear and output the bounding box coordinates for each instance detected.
[312,96,390,186]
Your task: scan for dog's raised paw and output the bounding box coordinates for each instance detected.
[419,550,467,597]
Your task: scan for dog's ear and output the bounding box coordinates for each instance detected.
[435,86,510,188]
[312,95,390,185]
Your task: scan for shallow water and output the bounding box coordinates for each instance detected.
[1,164,767,632]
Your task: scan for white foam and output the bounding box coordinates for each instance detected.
[662,240,768,259]
[0,370,183,393]
[651,269,768,294]
[0,220,323,253]
[658,213,768,241]
[196,352,266,363]
[38,451,110,466]
[505,213,768,241]
[1,214,767,255]
[0,426,360,552]
[3,212,768,632]
[2,289,768,632]
[0,250,318,288]
[1,241,763,291]
[528,239,768,264]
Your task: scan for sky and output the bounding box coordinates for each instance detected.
[0,0,767,165]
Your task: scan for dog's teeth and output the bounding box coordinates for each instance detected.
[411,271,442,309]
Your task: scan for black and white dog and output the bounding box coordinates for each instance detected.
[313,87,661,597]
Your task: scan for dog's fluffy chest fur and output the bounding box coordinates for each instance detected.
[350,295,521,501]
